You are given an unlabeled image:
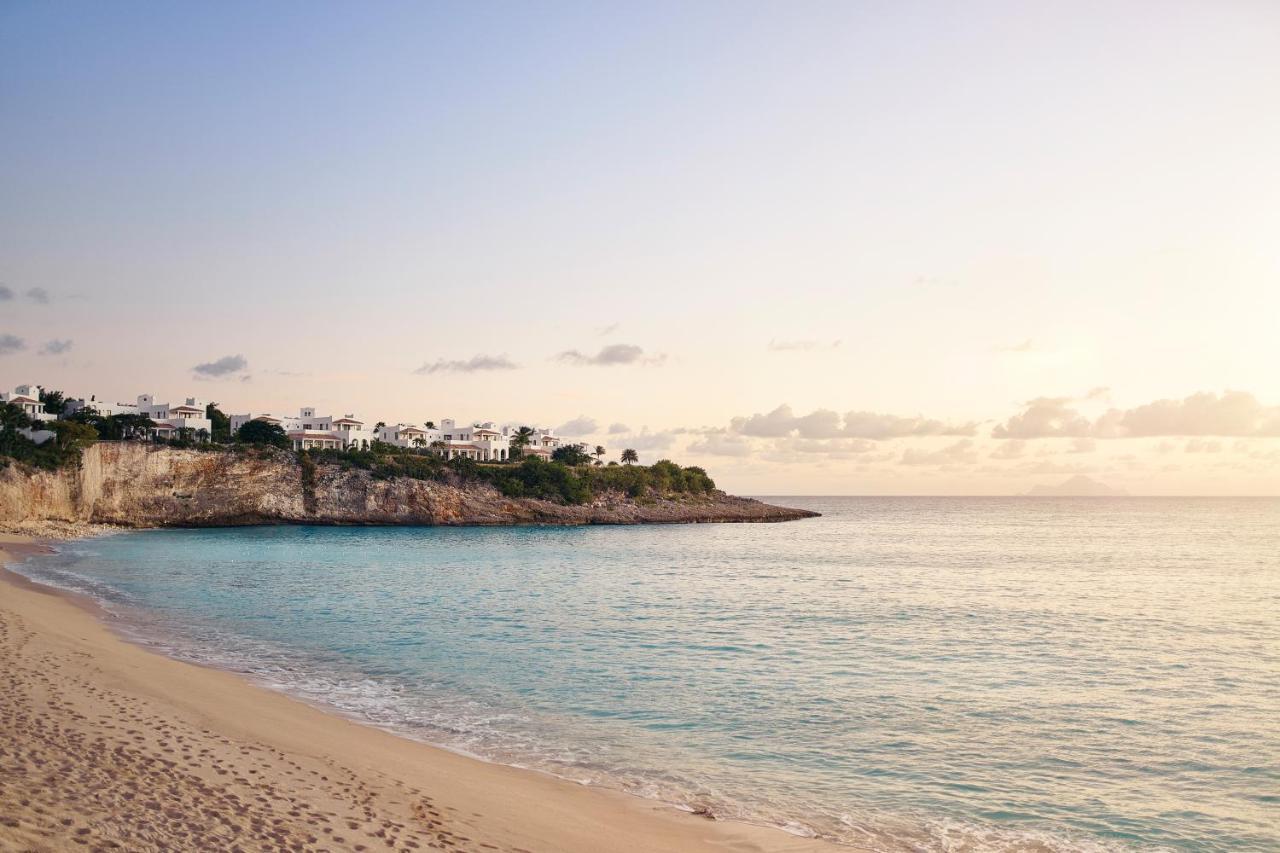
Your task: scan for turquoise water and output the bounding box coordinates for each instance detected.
[14,498,1280,851]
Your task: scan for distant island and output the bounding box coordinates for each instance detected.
[1026,475,1129,497]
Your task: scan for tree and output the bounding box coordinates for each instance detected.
[551,443,593,466]
[39,389,68,416]
[424,421,436,430]
[114,414,156,440]
[195,428,211,443]
[509,426,535,460]
[48,420,98,454]
[429,439,447,455]
[412,437,426,449]
[620,448,638,465]
[236,419,290,449]
[593,445,606,465]
[374,421,387,430]
[0,402,34,433]
[206,403,231,442]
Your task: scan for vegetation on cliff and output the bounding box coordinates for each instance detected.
[306,444,715,505]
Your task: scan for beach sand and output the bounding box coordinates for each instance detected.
[0,534,838,853]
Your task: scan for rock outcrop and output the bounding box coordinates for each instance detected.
[0,443,817,532]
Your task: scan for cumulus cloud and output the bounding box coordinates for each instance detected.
[597,323,620,336]
[731,404,976,440]
[991,396,1093,439]
[38,339,73,356]
[900,439,979,466]
[0,286,12,301]
[993,390,1280,439]
[192,354,248,377]
[557,415,599,436]
[767,339,842,352]
[415,354,518,375]
[990,439,1028,460]
[608,422,630,435]
[25,287,50,304]
[614,428,679,451]
[0,334,25,356]
[687,433,755,457]
[555,344,663,367]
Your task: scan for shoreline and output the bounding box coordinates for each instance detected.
[0,532,845,853]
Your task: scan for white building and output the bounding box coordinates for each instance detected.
[376,418,560,462]
[133,394,213,440]
[1,383,56,444]
[1,383,54,423]
[230,407,376,451]
[62,393,214,440]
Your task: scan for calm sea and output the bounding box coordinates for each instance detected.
[13,498,1279,851]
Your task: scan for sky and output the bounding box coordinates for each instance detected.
[2,1,1278,495]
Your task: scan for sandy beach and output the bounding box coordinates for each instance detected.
[0,533,838,853]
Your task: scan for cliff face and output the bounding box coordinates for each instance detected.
[0,443,817,531]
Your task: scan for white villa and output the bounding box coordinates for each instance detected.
[1,383,54,423]
[229,407,377,451]
[376,419,561,462]
[64,393,213,439]
[6,381,566,461]
[1,383,56,444]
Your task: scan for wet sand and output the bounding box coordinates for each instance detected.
[0,534,838,853]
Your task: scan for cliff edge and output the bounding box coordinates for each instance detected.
[0,443,817,534]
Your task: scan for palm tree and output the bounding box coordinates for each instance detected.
[594,445,606,465]
[430,439,447,456]
[412,437,426,449]
[621,448,638,465]
[509,426,535,459]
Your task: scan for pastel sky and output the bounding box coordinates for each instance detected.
[3,1,1278,494]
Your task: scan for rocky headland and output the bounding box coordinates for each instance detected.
[0,443,817,536]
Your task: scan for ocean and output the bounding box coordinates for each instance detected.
[12,497,1279,851]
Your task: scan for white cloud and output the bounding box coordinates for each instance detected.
[557,415,599,436]
[555,344,665,367]
[0,334,25,356]
[192,354,248,377]
[415,354,518,374]
[731,404,976,440]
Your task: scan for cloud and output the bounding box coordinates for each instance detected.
[597,323,620,336]
[557,415,599,436]
[555,344,664,367]
[991,396,1093,439]
[731,404,976,440]
[1184,438,1222,453]
[687,433,755,457]
[192,354,249,377]
[994,390,1280,439]
[900,439,979,466]
[0,334,25,356]
[990,439,1028,460]
[38,339,73,356]
[608,422,630,435]
[0,286,12,301]
[415,354,519,375]
[1068,437,1097,454]
[767,339,842,352]
[25,287,50,304]
[996,338,1034,353]
[614,428,679,451]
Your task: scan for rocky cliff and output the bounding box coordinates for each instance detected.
[0,443,817,532]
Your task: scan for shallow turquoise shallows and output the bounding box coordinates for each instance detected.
[16,497,1280,851]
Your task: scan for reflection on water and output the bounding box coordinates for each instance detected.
[16,497,1280,851]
